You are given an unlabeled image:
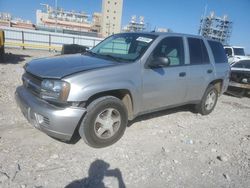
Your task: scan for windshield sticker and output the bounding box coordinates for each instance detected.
[136,37,153,43]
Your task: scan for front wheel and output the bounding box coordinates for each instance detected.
[195,85,218,115]
[79,96,128,148]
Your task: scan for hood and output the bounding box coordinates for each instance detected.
[24,54,119,79]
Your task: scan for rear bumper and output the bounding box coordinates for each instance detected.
[15,86,86,141]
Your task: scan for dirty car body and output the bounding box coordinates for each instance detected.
[15,32,230,147]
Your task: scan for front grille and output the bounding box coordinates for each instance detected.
[231,71,250,84]
[22,72,42,96]
[43,116,50,126]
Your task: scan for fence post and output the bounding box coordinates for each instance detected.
[21,31,24,50]
[93,39,96,47]
[49,34,51,52]
[73,37,75,44]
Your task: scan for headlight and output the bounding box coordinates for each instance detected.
[41,80,70,102]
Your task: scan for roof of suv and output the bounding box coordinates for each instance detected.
[224,46,244,49]
[119,31,219,42]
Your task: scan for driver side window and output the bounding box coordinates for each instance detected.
[152,37,184,66]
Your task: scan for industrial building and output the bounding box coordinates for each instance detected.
[199,11,233,45]
[123,16,171,33]
[1,0,124,38]
[36,4,102,36]
[101,0,123,37]
[123,16,145,32]
[36,0,123,37]
[0,12,35,30]
[91,12,102,33]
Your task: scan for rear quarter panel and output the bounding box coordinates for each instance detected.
[206,40,231,93]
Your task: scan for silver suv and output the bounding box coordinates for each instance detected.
[15,32,230,148]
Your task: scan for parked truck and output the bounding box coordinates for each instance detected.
[224,46,247,64]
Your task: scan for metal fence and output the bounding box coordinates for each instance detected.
[3,27,103,51]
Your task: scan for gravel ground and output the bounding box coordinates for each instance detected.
[0,48,249,188]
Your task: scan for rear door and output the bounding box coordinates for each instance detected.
[185,37,215,102]
[208,40,230,93]
[142,36,189,111]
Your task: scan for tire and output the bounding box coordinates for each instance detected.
[195,85,218,115]
[79,96,128,148]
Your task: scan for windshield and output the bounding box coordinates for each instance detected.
[233,48,245,56]
[232,60,250,69]
[90,33,157,62]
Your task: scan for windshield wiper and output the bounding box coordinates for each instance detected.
[102,54,133,63]
[101,54,123,62]
[84,51,128,62]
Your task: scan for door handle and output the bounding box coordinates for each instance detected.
[207,69,213,74]
[179,72,186,77]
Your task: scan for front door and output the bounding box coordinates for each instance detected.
[142,36,188,112]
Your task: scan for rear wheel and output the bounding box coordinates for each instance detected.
[196,85,218,115]
[79,96,128,148]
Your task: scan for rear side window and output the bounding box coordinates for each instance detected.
[188,38,209,65]
[208,41,227,64]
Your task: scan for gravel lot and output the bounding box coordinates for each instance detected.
[0,48,249,188]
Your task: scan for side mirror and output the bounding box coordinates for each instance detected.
[149,57,170,68]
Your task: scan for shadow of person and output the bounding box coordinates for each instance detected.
[65,159,126,188]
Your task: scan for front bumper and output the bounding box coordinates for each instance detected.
[229,81,250,90]
[15,86,86,141]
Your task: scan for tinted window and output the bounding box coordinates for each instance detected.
[233,60,250,69]
[188,38,209,65]
[208,41,227,63]
[152,37,184,66]
[232,62,243,68]
[224,48,232,56]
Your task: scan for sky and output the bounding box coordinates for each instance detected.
[0,0,250,53]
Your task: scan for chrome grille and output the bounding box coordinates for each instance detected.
[43,116,50,126]
[22,72,42,96]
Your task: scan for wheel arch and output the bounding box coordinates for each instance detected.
[208,79,223,95]
[85,89,134,120]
